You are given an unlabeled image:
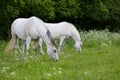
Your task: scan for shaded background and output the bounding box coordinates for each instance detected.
[0,0,120,39]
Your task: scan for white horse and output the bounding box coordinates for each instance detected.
[39,21,82,54]
[11,16,58,61]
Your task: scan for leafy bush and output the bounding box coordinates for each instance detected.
[0,0,120,39]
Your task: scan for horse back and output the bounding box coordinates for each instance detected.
[11,18,38,40]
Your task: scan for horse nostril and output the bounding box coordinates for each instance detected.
[54,50,56,53]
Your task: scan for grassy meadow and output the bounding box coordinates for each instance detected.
[0,30,120,80]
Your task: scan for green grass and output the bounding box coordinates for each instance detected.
[0,30,120,80]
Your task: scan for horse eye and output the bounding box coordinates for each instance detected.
[53,50,56,53]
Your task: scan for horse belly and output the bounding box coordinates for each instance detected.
[50,29,68,39]
[29,30,39,39]
[30,33,39,39]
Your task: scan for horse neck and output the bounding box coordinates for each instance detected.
[43,30,56,48]
[71,28,81,44]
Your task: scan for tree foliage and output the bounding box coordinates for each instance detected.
[0,0,120,39]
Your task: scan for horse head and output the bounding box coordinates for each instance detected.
[74,41,82,53]
[46,30,59,61]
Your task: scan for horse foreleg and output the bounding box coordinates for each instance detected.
[34,39,39,55]
[26,37,31,56]
[21,40,25,56]
[58,37,66,54]
[39,38,44,54]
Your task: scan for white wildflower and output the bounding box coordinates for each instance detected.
[1,62,6,65]
[59,67,62,70]
[1,67,9,73]
[84,71,89,75]
[1,69,6,73]
[63,56,67,58]
[15,58,19,61]
[44,72,52,77]
[30,55,34,59]
[7,75,10,78]
[9,71,16,76]
[53,72,57,75]
[52,67,56,70]
[24,77,28,80]
[58,71,62,74]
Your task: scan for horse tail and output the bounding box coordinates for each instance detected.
[5,19,19,52]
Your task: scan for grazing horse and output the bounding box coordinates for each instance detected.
[11,16,58,61]
[39,21,82,54]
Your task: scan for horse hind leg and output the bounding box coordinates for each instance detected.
[12,35,19,60]
[13,35,18,52]
[34,39,39,56]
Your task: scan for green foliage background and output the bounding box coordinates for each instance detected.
[0,0,120,39]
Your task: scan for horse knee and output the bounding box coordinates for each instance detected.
[13,45,17,52]
[26,47,30,53]
[34,48,37,52]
